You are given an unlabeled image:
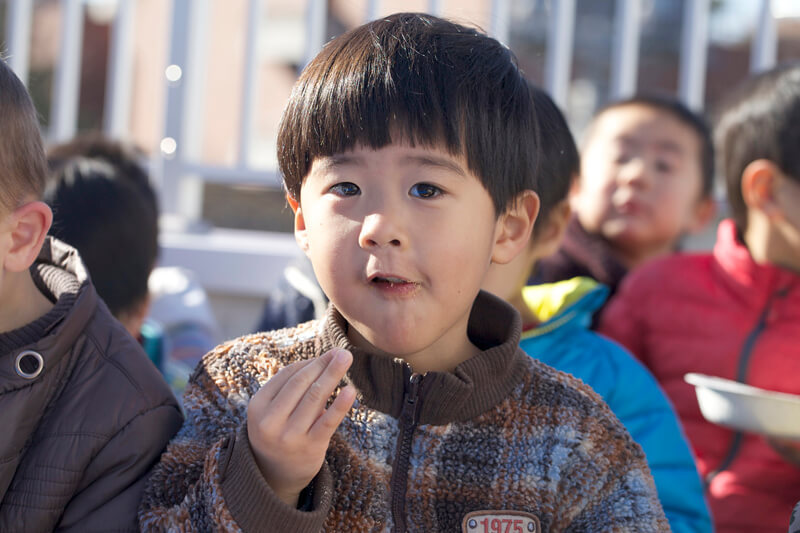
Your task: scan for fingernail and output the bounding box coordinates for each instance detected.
[334,349,351,364]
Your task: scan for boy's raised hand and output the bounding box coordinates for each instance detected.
[247,348,357,507]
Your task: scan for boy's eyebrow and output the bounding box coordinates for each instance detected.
[315,153,468,176]
[653,140,685,156]
[402,154,467,176]
[618,136,685,156]
[315,153,364,172]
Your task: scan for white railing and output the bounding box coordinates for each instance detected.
[0,0,788,303]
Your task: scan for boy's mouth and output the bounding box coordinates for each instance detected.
[368,274,418,288]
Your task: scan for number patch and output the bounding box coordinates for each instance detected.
[462,510,540,533]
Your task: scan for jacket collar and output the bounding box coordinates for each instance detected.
[315,290,528,425]
[560,217,628,293]
[520,277,608,340]
[0,237,96,393]
[712,219,800,303]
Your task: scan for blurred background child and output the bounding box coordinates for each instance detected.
[483,84,711,533]
[599,62,800,533]
[535,95,717,301]
[45,135,219,397]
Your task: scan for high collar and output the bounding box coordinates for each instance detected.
[315,290,528,426]
[520,277,608,340]
[560,217,628,293]
[712,219,800,304]
[0,237,97,393]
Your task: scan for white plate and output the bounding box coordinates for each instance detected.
[684,373,800,439]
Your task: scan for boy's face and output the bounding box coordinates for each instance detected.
[293,143,507,369]
[572,104,708,258]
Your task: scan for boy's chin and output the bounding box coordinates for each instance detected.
[348,328,426,359]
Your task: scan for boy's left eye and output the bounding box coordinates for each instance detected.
[329,182,361,196]
[409,183,442,199]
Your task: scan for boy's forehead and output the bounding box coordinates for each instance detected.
[310,143,470,175]
[589,105,701,153]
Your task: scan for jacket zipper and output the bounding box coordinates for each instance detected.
[705,286,789,487]
[390,371,422,533]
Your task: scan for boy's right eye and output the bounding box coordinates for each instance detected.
[329,182,360,196]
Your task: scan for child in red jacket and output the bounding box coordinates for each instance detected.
[599,63,800,533]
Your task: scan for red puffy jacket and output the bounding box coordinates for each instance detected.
[599,219,800,533]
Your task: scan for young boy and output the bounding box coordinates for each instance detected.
[599,63,800,533]
[535,95,716,297]
[483,85,711,533]
[0,61,183,530]
[44,135,216,391]
[46,136,159,341]
[139,14,668,531]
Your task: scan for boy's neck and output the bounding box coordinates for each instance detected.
[346,321,480,374]
[0,269,54,334]
[743,221,800,274]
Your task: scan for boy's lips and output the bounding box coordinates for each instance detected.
[366,272,421,294]
[367,272,414,284]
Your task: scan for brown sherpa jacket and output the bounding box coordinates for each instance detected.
[140,291,669,532]
[0,237,183,532]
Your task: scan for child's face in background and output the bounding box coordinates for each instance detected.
[572,104,709,264]
[293,143,506,372]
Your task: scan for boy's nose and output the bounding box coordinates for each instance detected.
[618,159,649,188]
[358,212,404,249]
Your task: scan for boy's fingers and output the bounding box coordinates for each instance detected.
[257,358,315,404]
[266,349,350,422]
[288,349,353,427]
[309,384,357,440]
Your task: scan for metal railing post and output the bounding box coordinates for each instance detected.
[103,0,135,138]
[50,0,84,142]
[678,0,710,110]
[544,0,576,109]
[303,0,327,70]
[157,0,209,220]
[4,0,34,85]
[238,0,263,168]
[490,0,510,46]
[610,0,641,100]
[751,0,777,73]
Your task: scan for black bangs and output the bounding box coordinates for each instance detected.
[278,13,538,214]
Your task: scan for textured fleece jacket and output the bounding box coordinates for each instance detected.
[599,219,800,533]
[0,237,183,532]
[519,278,710,533]
[139,291,669,532]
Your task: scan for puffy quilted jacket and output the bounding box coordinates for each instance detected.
[0,238,183,532]
[599,219,800,533]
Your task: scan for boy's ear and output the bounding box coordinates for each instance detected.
[287,194,310,252]
[4,200,52,273]
[491,190,540,265]
[741,159,781,218]
[285,193,299,213]
[531,200,571,260]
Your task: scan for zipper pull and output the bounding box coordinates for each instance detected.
[401,373,422,424]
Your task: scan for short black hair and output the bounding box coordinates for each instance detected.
[713,62,800,235]
[529,84,579,236]
[44,137,158,318]
[278,12,538,215]
[588,95,715,199]
[0,58,48,211]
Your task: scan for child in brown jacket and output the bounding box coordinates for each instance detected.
[0,59,183,531]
